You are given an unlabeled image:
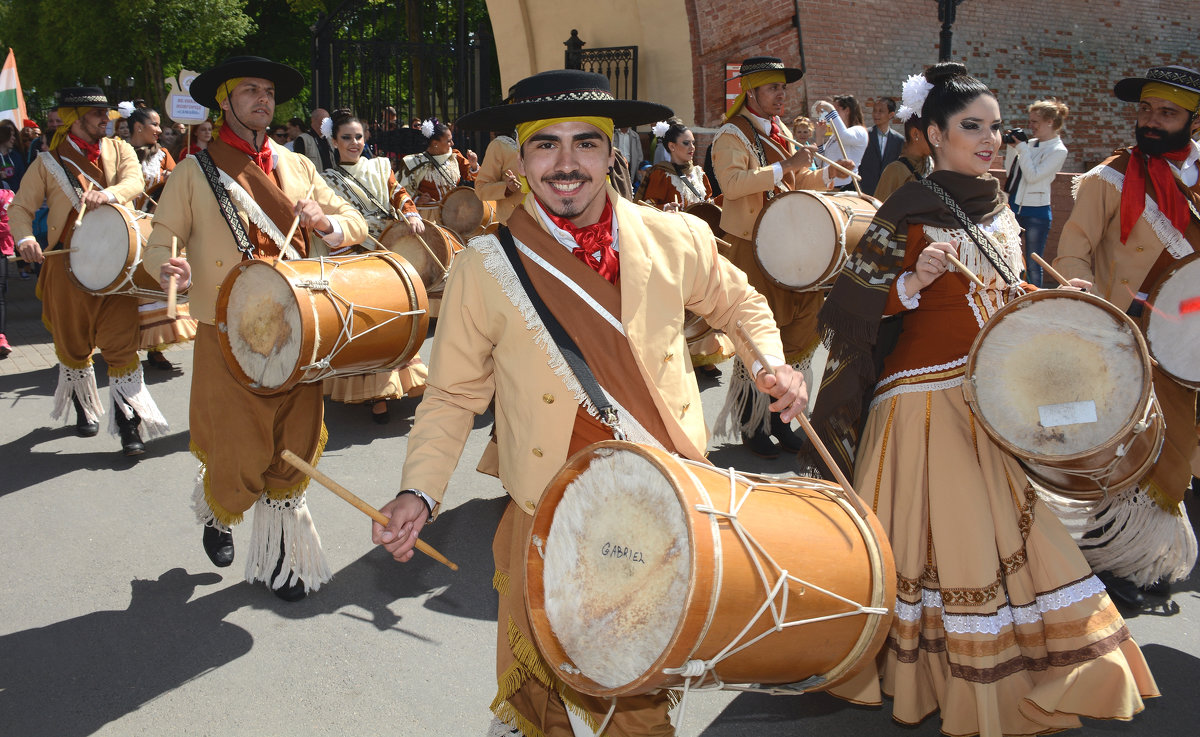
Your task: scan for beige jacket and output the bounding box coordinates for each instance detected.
[141,141,368,324]
[1055,151,1200,311]
[9,138,143,248]
[473,135,524,224]
[400,190,783,515]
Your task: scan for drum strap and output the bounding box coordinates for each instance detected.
[194,150,255,258]
[919,178,1020,285]
[328,167,393,219]
[899,158,924,181]
[495,225,627,440]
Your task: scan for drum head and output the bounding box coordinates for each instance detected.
[223,262,301,390]
[754,191,839,290]
[969,293,1148,457]
[542,448,691,690]
[1146,256,1200,389]
[683,202,724,239]
[440,187,485,238]
[380,220,453,290]
[70,204,137,292]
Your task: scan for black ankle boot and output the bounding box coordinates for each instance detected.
[269,541,307,602]
[739,399,779,458]
[113,401,145,456]
[770,412,807,453]
[1098,570,1145,609]
[202,525,234,567]
[72,395,99,437]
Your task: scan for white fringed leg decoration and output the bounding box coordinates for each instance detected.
[486,717,523,737]
[244,493,332,593]
[713,357,770,440]
[107,363,169,438]
[191,464,231,532]
[1038,484,1198,587]
[51,363,102,424]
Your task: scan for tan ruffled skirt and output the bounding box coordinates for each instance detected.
[138,298,198,350]
[323,357,428,404]
[853,385,1158,736]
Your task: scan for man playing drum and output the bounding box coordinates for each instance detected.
[1053,64,1200,607]
[371,69,807,737]
[10,86,168,456]
[145,56,368,602]
[709,57,830,458]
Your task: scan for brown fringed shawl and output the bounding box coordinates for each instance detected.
[807,170,1007,478]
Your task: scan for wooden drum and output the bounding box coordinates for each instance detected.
[683,201,725,239]
[526,440,895,698]
[753,191,878,292]
[69,202,167,299]
[215,253,428,396]
[964,289,1164,500]
[378,219,463,297]
[1142,254,1200,390]
[440,186,496,241]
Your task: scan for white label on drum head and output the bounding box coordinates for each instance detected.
[1037,400,1098,428]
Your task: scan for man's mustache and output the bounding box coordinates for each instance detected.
[542,172,591,183]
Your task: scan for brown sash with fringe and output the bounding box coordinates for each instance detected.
[206,138,308,258]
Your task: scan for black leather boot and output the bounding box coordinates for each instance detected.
[269,541,307,602]
[739,399,779,458]
[1098,570,1145,609]
[113,400,145,456]
[770,412,808,453]
[72,394,99,437]
[202,525,235,567]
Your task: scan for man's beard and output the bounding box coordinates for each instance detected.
[537,172,594,220]
[1135,122,1193,156]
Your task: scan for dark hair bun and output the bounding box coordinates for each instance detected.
[924,62,969,86]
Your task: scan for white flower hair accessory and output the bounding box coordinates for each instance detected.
[420,119,435,139]
[896,73,934,122]
[651,120,670,139]
[117,101,135,119]
[319,115,333,139]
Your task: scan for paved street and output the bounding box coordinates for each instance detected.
[2,271,1198,737]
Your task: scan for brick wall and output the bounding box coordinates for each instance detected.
[685,0,1200,172]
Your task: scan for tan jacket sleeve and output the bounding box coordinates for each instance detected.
[9,155,47,244]
[711,130,777,200]
[1053,173,1108,284]
[474,139,514,202]
[399,248,497,506]
[142,157,198,286]
[105,138,147,205]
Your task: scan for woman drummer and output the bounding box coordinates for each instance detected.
[398,120,477,222]
[810,62,1156,736]
[636,118,713,207]
[128,106,197,370]
[320,110,428,424]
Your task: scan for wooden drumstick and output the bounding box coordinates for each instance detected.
[282,183,317,247]
[733,322,870,518]
[166,237,179,320]
[7,248,77,260]
[414,231,448,273]
[1030,252,1071,287]
[778,134,863,183]
[74,181,94,228]
[280,450,459,572]
[941,252,987,289]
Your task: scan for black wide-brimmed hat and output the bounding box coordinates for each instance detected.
[189,56,305,108]
[728,56,804,84]
[1114,65,1200,104]
[54,86,116,110]
[455,70,672,132]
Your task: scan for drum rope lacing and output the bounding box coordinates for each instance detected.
[278,255,427,380]
[662,461,889,731]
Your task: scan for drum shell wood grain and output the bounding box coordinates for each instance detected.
[525,441,895,698]
[215,253,428,396]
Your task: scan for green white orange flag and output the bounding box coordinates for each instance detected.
[0,49,28,128]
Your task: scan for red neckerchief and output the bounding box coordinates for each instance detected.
[541,198,619,283]
[1121,145,1191,243]
[68,133,100,164]
[218,125,273,175]
[746,103,790,152]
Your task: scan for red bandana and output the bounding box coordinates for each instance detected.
[542,198,619,283]
[218,125,273,175]
[746,103,790,152]
[68,133,100,164]
[1121,146,1192,243]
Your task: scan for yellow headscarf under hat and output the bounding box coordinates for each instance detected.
[50,107,111,151]
[512,115,615,193]
[725,71,787,122]
[1141,81,1200,114]
[211,77,245,135]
